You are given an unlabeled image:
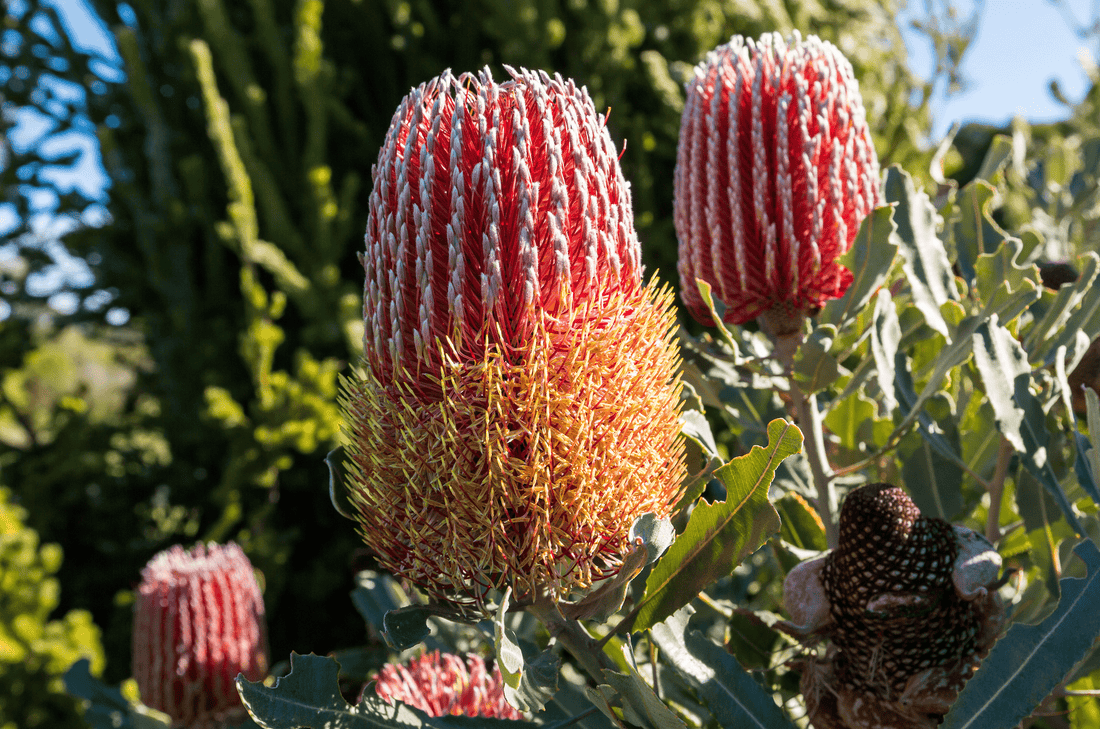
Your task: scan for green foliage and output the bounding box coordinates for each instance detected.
[238,653,531,729]
[0,489,105,729]
[8,0,1100,724]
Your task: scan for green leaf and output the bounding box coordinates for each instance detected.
[694,280,741,357]
[791,328,840,394]
[941,541,1100,729]
[823,390,889,452]
[563,514,675,622]
[885,165,955,336]
[680,410,719,462]
[972,317,1083,533]
[494,592,557,713]
[950,180,1010,287]
[818,205,899,331]
[237,653,430,729]
[893,350,972,473]
[326,446,357,520]
[974,134,1015,183]
[870,289,900,412]
[650,608,798,729]
[382,606,435,651]
[900,427,964,521]
[63,659,172,729]
[631,420,801,631]
[973,238,1041,324]
[1024,252,1100,364]
[775,493,827,551]
[351,571,412,637]
[593,644,686,729]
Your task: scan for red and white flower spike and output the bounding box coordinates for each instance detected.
[371,652,522,719]
[347,66,685,613]
[675,31,882,331]
[132,542,268,729]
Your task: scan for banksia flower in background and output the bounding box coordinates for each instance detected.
[132,542,268,728]
[343,66,685,612]
[675,32,882,334]
[781,484,1005,729]
[371,651,522,719]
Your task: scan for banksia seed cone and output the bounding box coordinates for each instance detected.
[782,484,1004,729]
[344,67,685,611]
[675,32,882,331]
[132,542,268,728]
[371,651,522,719]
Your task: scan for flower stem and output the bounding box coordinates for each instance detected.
[791,380,838,548]
[986,438,1013,543]
[528,601,612,685]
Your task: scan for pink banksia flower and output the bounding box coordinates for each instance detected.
[675,31,882,333]
[343,66,685,612]
[132,542,268,728]
[371,651,522,719]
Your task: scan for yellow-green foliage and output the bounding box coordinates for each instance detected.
[0,487,105,729]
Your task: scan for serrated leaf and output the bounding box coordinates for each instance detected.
[941,541,1100,729]
[972,317,1083,534]
[63,659,172,729]
[1023,253,1099,360]
[951,180,1010,287]
[974,237,1041,324]
[631,420,801,631]
[650,608,798,729]
[885,166,955,336]
[870,289,900,412]
[237,653,425,729]
[819,205,899,331]
[775,493,827,551]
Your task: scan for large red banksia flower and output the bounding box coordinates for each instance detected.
[675,32,882,330]
[372,652,522,719]
[344,67,685,611]
[132,542,268,728]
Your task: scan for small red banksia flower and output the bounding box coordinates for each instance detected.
[675,32,882,329]
[132,542,268,728]
[371,651,522,719]
[345,67,685,611]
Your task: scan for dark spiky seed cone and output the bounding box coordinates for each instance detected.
[821,484,979,695]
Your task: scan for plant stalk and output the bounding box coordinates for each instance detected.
[792,381,838,548]
[528,601,613,685]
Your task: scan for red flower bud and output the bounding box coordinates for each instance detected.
[675,32,882,328]
[345,67,686,612]
[371,651,521,719]
[132,542,268,728]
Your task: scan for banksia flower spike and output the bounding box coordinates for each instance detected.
[344,66,685,612]
[132,542,268,729]
[781,484,1005,729]
[371,651,522,719]
[675,32,882,334]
